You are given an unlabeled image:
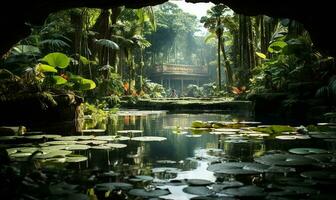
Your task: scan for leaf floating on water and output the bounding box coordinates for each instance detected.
[128,188,170,197]
[220,185,266,197]
[182,186,213,195]
[94,136,130,141]
[289,148,329,155]
[255,154,315,166]
[207,162,264,175]
[117,130,143,134]
[186,179,213,186]
[82,129,106,134]
[131,136,167,142]
[95,182,133,191]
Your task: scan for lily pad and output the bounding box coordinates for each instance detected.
[54,136,94,141]
[128,188,170,197]
[34,150,72,159]
[275,135,310,140]
[75,140,108,145]
[82,129,106,134]
[211,181,244,192]
[309,132,336,139]
[220,185,266,197]
[44,140,77,145]
[94,136,130,141]
[289,148,329,155]
[305,154,336,163]
[47,155,88,163]
[255,154,315,166]
[182,186,213,196]
[131,136,167,142]
[25,134,62,139]
[152,167,181,173]
[95,182,133,191]
[117,130,143,134]
[63,144,90,151]
[301,171,336,180]
[186,179,213,186]
[6,147,39,154]
[207,162,262,175]
[105,143,127,149]
[135,175,154,181]
[214,128,241,132]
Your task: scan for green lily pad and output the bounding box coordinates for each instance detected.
[309,132,336,139]
[34,150,72,159]
[63,144,90,150]
[94,136,130,141]
[301,171,336,180]
[25,134,62,140]
[95,182,133,191]
[289,148,329,155]
[214,128,240,132]
[255,154,315,166]
[82,129,106,134]
[186,179,213,186]
[0,136,19,141]
[275,135,310,140]
[305,154,336,163]
[207,162,263,175]
[220,185,266,197]
[44,140,77,145]
[46,155,88,163]
[6,147,39,154]
[135,175,154,181]
[117,130,143,134]
[131,136,167,142]
[105,143,127,149]
[10,152,33,158]
[182,186,213,196]
[128,188,170,197]
[152,167,181,173]
[269,186,317,197]
[75,140,108,145]
[211,181,244,192]
[54,136,94,141]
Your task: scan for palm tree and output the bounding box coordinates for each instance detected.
[201,4,233,91]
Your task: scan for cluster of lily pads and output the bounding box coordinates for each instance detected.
[0,131,167,164]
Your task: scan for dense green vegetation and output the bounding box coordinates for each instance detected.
[0,2,335,116]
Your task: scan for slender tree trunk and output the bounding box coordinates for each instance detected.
[217,33,222,91]
[221,37,233,88]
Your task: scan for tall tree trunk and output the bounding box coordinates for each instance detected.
[216,18,223,91]
[220,37,233,88]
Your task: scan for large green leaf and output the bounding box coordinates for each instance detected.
[268,41,287,53]
[12,45,41,55]
[80,78,96,90]
[35,63,57,73]
[95,39,119,50]
[255,52,267,59]
[69,75,96,90]
[52,75,67,85]
[41,52,71,69]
